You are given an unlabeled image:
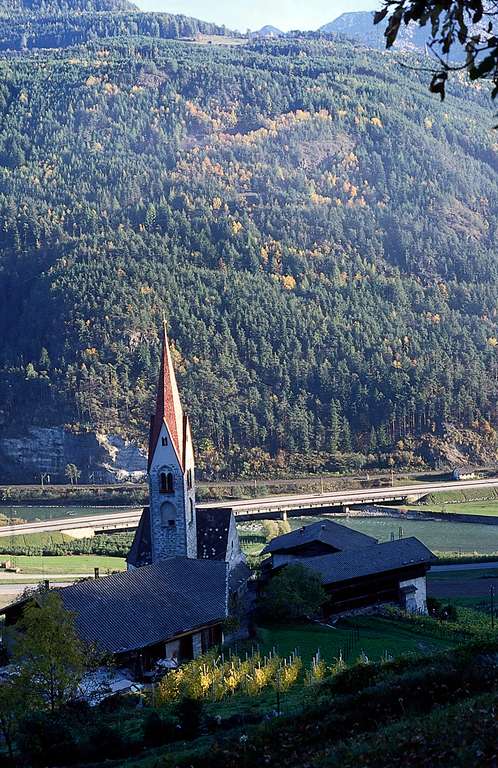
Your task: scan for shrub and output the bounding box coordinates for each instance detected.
[176,696,204,739]
[16,712,80,767]
[143,711,178,746]
[259,563,326,621]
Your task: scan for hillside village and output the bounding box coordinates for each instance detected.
[1,325,435,675]
[0,0,497,765]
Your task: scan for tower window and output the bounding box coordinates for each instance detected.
[187,469,193,490]
[162,436,168,446]
[189,498,194,522]
[160,501,176,528]
[160,472,174,494]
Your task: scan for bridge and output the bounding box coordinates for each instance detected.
[0,476,497,538]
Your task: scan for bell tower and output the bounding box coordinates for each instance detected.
[147,322,197,560]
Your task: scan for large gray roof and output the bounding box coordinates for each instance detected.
[297,537,436,586]
[58,558,228,655]
[262,519,377,555]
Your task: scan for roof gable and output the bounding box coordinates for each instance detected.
[127,507,152,568]
[262,520,377,555]
[196,507,232,561]
[148,323,185,470]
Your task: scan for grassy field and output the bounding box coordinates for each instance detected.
[4,554,126,574]
[404,500,498,516]
[421,487,498,505]
[0,531,75,548]
[254,616,455,665]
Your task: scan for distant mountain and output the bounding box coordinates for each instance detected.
[250,25,284,39]
[321,11,430,52]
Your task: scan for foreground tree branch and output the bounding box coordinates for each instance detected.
[374,1,498,99]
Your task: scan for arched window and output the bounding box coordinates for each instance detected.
[161,436,167,446]
[161,502,176,528]
[159,472,174,494]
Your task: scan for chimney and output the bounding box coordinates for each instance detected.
[94,567,100,579]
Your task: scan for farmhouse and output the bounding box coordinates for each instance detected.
[262,519,377,568]
[263,522,435,614]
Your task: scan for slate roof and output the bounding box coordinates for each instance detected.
[228,561,253,593]
[261,519,377,555]
[196,507,232,561]
[127,507,152,568]
[296,537,436,586]
[57,557,228,655]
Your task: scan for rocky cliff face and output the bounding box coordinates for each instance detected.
[0,427,146,483]
[321,12,430,51]
[417,425,498,469]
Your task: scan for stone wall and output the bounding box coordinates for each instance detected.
[399,575,428,613]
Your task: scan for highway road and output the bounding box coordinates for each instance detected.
[201,476,498,513]
[0,509,143,538]
[0,476,497,537]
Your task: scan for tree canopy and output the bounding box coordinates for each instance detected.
[0,31,496,479]
[260,563,327,621]
[11,591,88,711]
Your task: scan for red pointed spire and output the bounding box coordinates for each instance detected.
[148,321,185,470]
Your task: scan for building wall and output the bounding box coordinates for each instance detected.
[226,513,245,568]
[192,632,202,659]
[399,575,428,613]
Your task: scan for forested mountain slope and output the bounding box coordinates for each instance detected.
[0,0,230,51]
[0,33,497,477]
[0,0,137,15]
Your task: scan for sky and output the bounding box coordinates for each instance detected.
[135,1,377,32]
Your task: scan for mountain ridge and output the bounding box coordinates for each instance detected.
[320,10,430,51]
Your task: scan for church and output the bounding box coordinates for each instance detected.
[2,324,249,671]
[127,322,246,577]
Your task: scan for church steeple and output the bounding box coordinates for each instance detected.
[147,320,197,560]
[148,322,185,471]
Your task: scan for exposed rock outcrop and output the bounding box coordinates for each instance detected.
[417,425,498,469]
[0,427,146,484]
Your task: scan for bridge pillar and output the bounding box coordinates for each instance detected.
[280,511,288,521]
